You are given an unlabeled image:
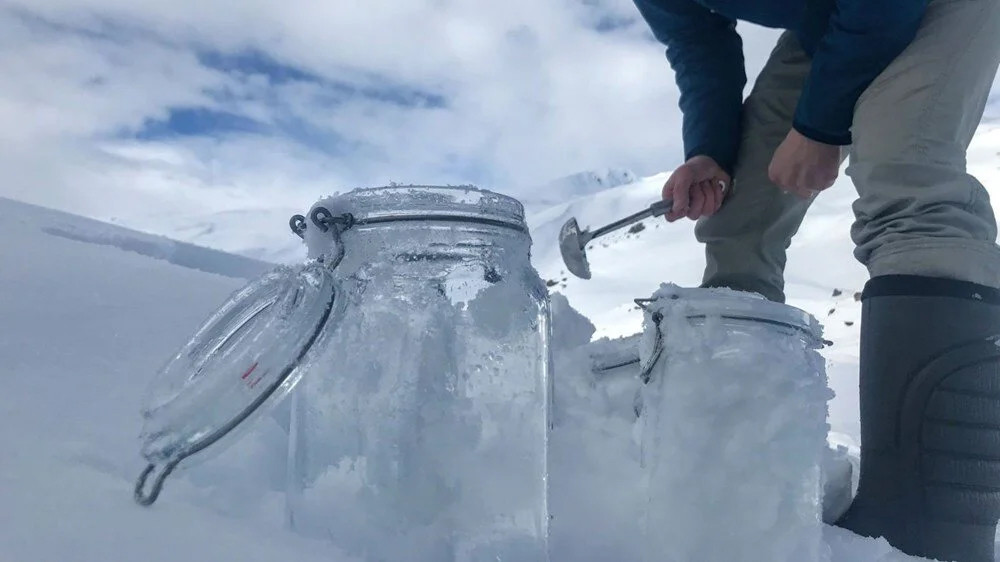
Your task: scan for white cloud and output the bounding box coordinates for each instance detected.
[0,1,784,238]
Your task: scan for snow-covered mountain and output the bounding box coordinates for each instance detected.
[520,167,639,211]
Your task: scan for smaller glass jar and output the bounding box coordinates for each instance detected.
[637,285,830,562]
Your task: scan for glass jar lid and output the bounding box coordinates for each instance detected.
[310,185,527,231]
[135,261,338,505]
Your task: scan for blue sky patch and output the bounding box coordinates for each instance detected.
[197,49,321,85]
[198,47,447,110]
[134,107,264,139]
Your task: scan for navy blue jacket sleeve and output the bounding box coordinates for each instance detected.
[633,0,746,175]
[793,0,928,145]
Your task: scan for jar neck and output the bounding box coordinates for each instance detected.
[333,221,533,276]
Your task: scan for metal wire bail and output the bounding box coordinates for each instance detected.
[134,461,180,507]
[289,214,307,239]
[309,207,355,233]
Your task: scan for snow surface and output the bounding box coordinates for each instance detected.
[0,197,347,562]
[7,120,1000,560]
[521,168,639,211]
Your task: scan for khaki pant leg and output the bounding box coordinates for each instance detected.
[697,32,814,303]
[849,0,1000,288]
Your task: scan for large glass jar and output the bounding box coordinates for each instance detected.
[134,186,551,562]
[289,186,551,561]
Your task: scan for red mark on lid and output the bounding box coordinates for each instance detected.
[241,362,259,380]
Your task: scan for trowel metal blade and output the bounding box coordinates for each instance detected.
[559,217,592,280]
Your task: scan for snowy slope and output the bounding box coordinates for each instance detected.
[142,205,309,265]
[526,172,869,443]
[0,197,351,562]
[529,117,1000,441]
[520,168,639,212]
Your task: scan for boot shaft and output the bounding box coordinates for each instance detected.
[840,275,1000,562]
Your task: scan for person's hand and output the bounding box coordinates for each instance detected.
[768,129,840,198]
[662,155,730,222]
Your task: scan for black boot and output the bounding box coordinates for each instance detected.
[836,275,1000,561]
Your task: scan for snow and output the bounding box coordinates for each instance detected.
[522,168,639,211]
[9,118,1000,561]
[0,196,350,562]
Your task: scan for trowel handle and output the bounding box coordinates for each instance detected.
[588,198,676,240]
[648,179,727,218]
[648,198,674,218]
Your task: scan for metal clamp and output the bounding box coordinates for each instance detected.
[635,298,666,384]
[289,214,307,239]
[134,460,180,506]
[288,207,357,238]
[310,207,355,233]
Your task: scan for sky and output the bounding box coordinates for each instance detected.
[1,1,996,237]
[0,0,788,230]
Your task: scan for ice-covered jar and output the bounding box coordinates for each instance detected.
[289,186,552,560]
[636,285,830,562]
[133,185,551,562]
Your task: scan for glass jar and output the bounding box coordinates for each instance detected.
[637,285,829,562]
[133,185,551,562]
[288,186,551,561]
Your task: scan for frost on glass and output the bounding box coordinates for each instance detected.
[287,186,551,562]
[637,284,832,562]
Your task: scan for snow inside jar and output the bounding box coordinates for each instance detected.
[135,186,551,562]
[636,285,831,562]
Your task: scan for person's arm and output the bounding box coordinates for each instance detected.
[633,0,746,176]
[793,0,928,145]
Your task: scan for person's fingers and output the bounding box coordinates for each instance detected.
[665,182,686,222]
[661,175,678,222]
[670,166,692,220]
[664,179,683,222]
[702,181,720,217]
[793,184,815,199]
[687,181,707,220]
[715,178,728,210]
[660,174,673,201]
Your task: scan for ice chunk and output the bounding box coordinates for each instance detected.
[550,292,596,351]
